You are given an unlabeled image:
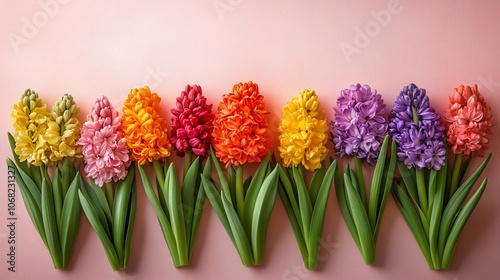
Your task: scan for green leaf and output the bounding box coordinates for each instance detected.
[52,167,63,231]
[112,164,135,265]
[308,162,325,206]
[153,160,168,212]
[229,165,237,206]
[189,158,210,261]
[441,178,487,269]
[397,162,419,203]
[166,163,188,266]
[221,191,254,266]
[368,136,389,230]
[428,164,447,269]
[308,160,336,269]
[92,180,113,223]
[7,132,31,177]
[138,164,180,266]
[373,141,397,243]
[251,165,279,265]
[344,172,375,265]
[12,160,42,211]
[6,158,47,246]
[438,153,491,256]
[293,166,312,243]
[278,165,302,235]
[61,157,74,198]
[278,181,309,266]
[59,173,82,268]
[426,170,438,221]
[457,156,472,187]
[123,180,137,268]
[80,178,111,237]
[41,178,63,268]
[181,157,200,249]
[392,183,434,269]
[243,154,270,236]
[210,147,231,204]
[335,163,361,250]
[79,190,120,270]
[201,174,235,246]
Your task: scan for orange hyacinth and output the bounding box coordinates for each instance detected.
[212,81,270,167]
[122,86,171,165]
[444,84,493,156]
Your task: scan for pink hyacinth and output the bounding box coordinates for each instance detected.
[170,84,214,158]
[444,84,493,156]
[79,96,131,186]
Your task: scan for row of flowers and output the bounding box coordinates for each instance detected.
[7,82,492,271]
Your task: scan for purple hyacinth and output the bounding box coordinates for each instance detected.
[388,83,445,170]
[331,84,388,165]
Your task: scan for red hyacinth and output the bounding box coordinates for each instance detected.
[170,84,214,158]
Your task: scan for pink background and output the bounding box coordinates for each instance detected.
[1,0,500,279]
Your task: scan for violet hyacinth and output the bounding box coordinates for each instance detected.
[78,96,131,186]
[388,83,445,170]
[331,83,388,164]
[332,84,397,265]
[170,84,214,158]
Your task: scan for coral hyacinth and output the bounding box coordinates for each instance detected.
[212,81,270,168]
[121,86,171,165]
[444,84,493,156]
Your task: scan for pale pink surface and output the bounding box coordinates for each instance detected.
[1,1,500,279]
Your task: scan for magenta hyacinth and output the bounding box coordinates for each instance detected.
[331,84,388,165]
[78,96,131,186]
[170,84,214,158]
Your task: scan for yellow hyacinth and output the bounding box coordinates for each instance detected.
[278,89,329,171]
[10,89,54,166]
[47,94,82,162]
[122,86,171,165]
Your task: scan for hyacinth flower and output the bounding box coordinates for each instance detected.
[438,84,492,268]
[77,96,135,270]
[331,84,396,265]
[136,85,213,267]
[389,83,491,269]
[277,89,337,269]
[201,81,280,266]
[7,90,83,269]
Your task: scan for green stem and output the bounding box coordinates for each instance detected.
[412,106,420,124]
[105,181,114,209]
[416,169,428,214]
[354,155,367,209]
[449,152,463,198]
[183,149,192,178]
[153,159,165,190]
[235,165,245,221]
